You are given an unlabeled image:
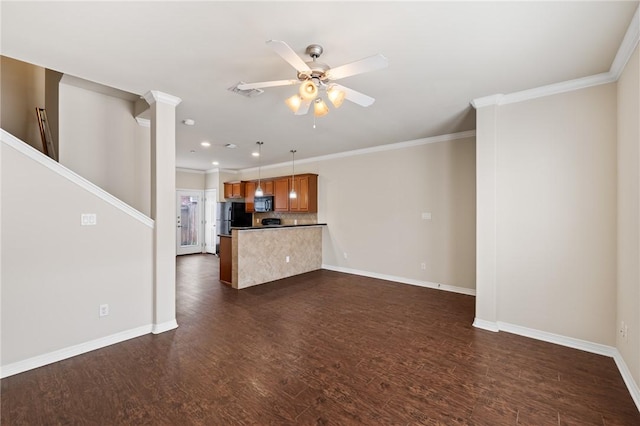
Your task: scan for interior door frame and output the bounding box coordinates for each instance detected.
[176,189,204,255]
[204,189,217,254]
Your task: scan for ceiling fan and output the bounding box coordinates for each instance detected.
[237,40,388,117]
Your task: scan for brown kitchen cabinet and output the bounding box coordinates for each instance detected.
[262,180,274,195]
[245,181,256,212]
[219,235,232,284]
[273,178,290,212]
[224,181,245,199]
[289,174,318,213]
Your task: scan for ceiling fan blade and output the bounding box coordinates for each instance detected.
[325,54,389,80]
[237,79,299,90]
[295,99,312,115]
[266,40,311,73]
[332,84,376,107]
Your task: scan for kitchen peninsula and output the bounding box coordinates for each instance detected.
[219,224,326,289]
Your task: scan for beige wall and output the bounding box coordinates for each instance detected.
[176,169,205,189]
[1,142,153,365]
[617,45,640,384]
[0,56,45,151]
[59,81,151,215]
[235,137,477,292]
[493,83,618,345]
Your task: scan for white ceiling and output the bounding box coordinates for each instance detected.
[2,1,638,171]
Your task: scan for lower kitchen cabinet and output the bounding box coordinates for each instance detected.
[219,235,232,284]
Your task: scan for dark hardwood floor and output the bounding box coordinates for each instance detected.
[1,254,638,425]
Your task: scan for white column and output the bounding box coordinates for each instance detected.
[143,90,182,334]
[471,95,502,332]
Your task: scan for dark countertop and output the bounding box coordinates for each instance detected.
[220,223,327,237]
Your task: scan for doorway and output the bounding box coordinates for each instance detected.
[176,190,204,255]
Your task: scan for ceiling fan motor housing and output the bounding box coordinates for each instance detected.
[297,44,330,84]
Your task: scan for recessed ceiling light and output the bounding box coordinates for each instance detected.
[252,152,260,157]
[200,141,211,147]
[225,143,237,149]
[212,161,219,166]
[183,119,195,126]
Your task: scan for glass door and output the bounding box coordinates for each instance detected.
[176,190,203,255]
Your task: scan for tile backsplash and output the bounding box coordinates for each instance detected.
[253,212,318,226]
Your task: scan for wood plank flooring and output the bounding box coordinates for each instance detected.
[2,254,638,425]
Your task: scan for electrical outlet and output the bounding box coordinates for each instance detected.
[99,304,109,317]
[420,262,426,270]
[256,218,260,224]
[286,256,290,263]
[343,252,348,259]
[421,212,432,220]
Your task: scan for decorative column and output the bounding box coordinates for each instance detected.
[471,95,502,332]
[143,90,182,334]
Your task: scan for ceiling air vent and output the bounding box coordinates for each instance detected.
[228,82,264,97]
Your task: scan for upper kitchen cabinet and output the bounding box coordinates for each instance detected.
[245,181,256,212]
[289,174,318,213]
[224,181,245,199]
[273,178,290,212]
[262,180,274,196]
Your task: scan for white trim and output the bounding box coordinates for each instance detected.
[470,94,504,109]
[499,72,616,106]
[472,318,499,332]
[470,319,640,411]
[0,324,152,379]
[471,5,640,109]
[176,168,205,174]
[135,117,150,127]
[497,321,616,357]
[152,319,178,334]
[242,130,477,173]
[143,90,182,106]
[321,264,476,296]
[1,129,154,228]
[610,5,640,80]
[612,349,640,410]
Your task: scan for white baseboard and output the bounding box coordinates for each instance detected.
[0,324,153,379]
[472,319,639,412]
[321,264,476,296]
[152,319,178,334]
[612,349,640,410]
[472,318,499,332]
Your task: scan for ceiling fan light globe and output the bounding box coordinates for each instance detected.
[299,80,318,100]
[327,86,346,108]
[314,98,330,117]
[285,95,302,113]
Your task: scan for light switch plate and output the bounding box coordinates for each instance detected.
[421,212,432,220]
[81,213,97,226]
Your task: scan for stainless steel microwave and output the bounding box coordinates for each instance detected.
[254,196,273,212]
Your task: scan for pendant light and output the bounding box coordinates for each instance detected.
[289,149,297,199]
[255,141,264,197]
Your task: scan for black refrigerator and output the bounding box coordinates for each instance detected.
[215,202,252,254]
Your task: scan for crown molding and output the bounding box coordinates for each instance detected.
[239,130,477,174]
[611,5,640,80]
[470,94,504,108]
[135,117,150,127]
[176,167,205,174]
[142,90,182,106]
[471,5,639,109]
